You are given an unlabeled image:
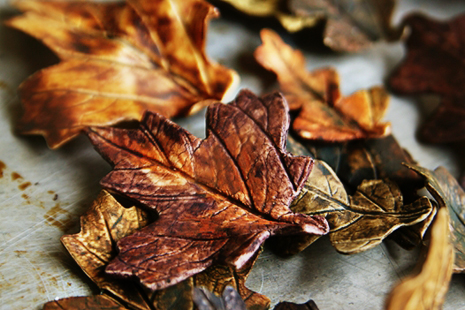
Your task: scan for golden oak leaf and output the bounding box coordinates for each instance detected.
[273,159,432,255]
[255,29,391,142]
[7,0,238,148]
[86,90,329,291]
[385,207,454,310]
[216,0,398,52]
[58,190,270,310]
[407,165,465,273]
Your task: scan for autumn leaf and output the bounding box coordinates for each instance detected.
[215,0,398,52]
[255,29,391,142]
[288,135,423,198]
[286,135,431,250]
[389,14,465,143]
[273,160,433,255]
[59,190,270,310]
[406,165,465,273]
[44,295,126,310]
[6,0,239,148]
[86,89,329,291]
[384,207,454,310]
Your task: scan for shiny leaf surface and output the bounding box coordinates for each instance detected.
[60,190,270,310]
[277,160,433,255]
[255,29,390,142]
[87,90,329,291]
[6,0,238,148]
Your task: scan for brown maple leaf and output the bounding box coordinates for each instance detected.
[389,14,465,143]
[215,0,399,52]
[86,89,329,291]
[255,29,391,142]
[6,0,238,148]
[56,190,270,310]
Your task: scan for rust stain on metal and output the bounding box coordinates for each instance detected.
[18,181,32,190]
[44,203,73,231]
[0,160,5,178]
[21,193,31,204]
[11,172,23,180]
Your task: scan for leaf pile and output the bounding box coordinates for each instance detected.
[6,0,239,148]
[49,190,270,310]
[214,0,399,52]
[6,0,465,309]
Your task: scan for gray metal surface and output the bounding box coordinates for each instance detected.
[0,0,464,309]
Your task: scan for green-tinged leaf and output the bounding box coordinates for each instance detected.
[407,165,465,272]
[385,207,454,310]
[276,160,433,255]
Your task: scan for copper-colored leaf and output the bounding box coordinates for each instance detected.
[6,0,239,148]
[389,14,465,143]
[407,165,465,273]
[273,299,319,310]
[276,160,433,255]
[255,29,390,142]
[44,295,126,310]
[86,90,329,291]
[60,190,270,310]
[384,207,454,310]
[216,0,398,52]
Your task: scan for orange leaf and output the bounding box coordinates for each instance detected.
[255,29,390,142]
[7,0,239,148]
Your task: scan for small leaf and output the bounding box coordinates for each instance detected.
[389,14,465,143]
[407,165,465,273]
[279,160,433,255]
[385,207,454,310]
[86,90,328,291]
[6,0,238,148]
[255,29,390,142]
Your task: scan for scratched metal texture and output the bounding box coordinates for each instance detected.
[0,0,464,309]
